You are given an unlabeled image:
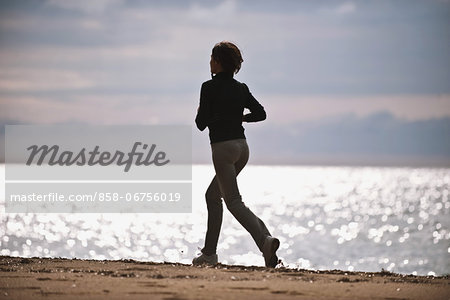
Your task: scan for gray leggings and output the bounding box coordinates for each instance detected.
[201,138,271,256]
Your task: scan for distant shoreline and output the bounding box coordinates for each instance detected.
[1,161,450,168]
[1,255,449,299]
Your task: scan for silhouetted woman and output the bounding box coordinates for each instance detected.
[193,41,279,268]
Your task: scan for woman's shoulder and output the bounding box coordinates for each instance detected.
[234,79,250,92]
[201,77,249,92]
[202,78,213,85]
[200,79,215,92]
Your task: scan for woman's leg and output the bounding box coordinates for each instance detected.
[202,176,223,256]
[201,146,252,255]
[212,139,271,252]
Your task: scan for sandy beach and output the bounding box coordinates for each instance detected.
[0,256,448,299]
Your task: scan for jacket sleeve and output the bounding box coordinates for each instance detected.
[195,83,209,131]
[242,83,266,122]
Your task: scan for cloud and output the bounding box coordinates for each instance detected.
[188,0,237,24]
[0,0,449,131]
[0,68,94,92]
[0,93,197,125]
[1,90,449,131]
[242,111,450,166]
[45,0,124,14]
[317,1,356,16]
[2,1,448,95]
[2,106,449,166]
[335,2,356,14]
[262,94,450,124]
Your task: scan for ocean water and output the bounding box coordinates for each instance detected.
[1,165,449,276]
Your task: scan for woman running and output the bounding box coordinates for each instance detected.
[193,41,280,268]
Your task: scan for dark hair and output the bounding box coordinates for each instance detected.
[212,41,244,74]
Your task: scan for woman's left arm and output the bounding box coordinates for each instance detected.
[195,83,210,131]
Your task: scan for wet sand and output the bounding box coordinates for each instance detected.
[0,256,448,299]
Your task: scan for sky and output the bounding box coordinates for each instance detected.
[0,0,449,165]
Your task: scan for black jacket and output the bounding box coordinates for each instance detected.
[195,72,266,143]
